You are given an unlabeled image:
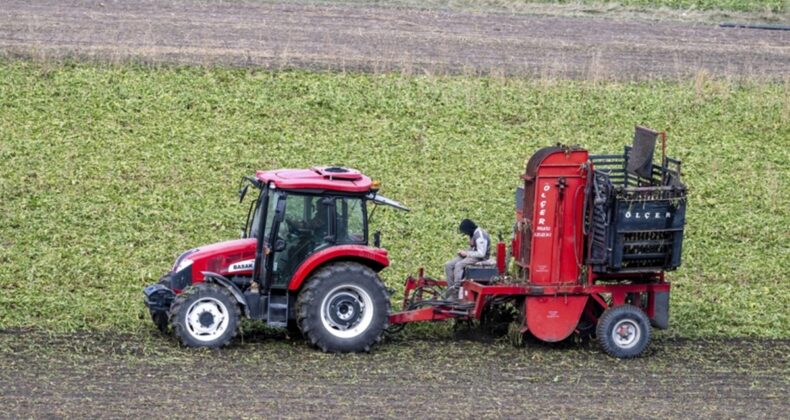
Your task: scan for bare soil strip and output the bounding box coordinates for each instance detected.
[1,0,788,79]
[0,330,787,418]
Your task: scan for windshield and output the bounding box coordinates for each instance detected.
[248,187,277,239]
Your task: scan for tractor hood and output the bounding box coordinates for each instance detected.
[188,238,257,282]
[187,238,257,259]
[172,238,258,285]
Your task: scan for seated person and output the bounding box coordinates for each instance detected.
[444,219,490,299]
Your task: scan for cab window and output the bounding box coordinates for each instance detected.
[336,197,366,244]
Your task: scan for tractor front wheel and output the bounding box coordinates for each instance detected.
[169,283,240,348]
[297,262,390,353]
[596,304,651,358]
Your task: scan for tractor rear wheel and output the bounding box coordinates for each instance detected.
[296,262,390,353]
[596,304,651,358]
[169,283,240,348]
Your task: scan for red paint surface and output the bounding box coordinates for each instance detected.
[256,167,372,192]
[525,295,588,342]
[388,307,457,324]
[287,245,389,291]
[496,241,507,275]
[188,238,258,282]
[525,149,589,285]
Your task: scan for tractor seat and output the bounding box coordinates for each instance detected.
[463,259,498,284]
[472,259,497,268]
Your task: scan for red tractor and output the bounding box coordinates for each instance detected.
[144,166,408,352]
[145,127,686,358]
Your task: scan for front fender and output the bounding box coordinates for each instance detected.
[287,245,389,291]
[202,271,250,318]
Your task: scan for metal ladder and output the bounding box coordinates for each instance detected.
[266,292,289,328]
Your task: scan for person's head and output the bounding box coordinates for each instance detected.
[459,219,477,237]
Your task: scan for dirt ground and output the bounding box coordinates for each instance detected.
[0,329,787,418]
[1,0,788,79]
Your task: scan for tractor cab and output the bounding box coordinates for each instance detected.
[242,167,397,291]
[144,166,407,352]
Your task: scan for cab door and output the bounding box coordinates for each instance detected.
[258,191,286,292]
[268,193,335,289]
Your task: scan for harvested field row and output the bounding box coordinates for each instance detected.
[0,330,787,418]
[1,0,789,79]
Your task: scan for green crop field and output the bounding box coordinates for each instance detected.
[0,61,787,338]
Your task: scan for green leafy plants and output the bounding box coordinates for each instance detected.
[0,61,787,338]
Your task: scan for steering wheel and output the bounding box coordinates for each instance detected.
[285,217,299,232]
[285,217,313,236]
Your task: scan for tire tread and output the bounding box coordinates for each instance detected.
[296,262,389,353]
[596,304,652,359]
[169,282,241,348]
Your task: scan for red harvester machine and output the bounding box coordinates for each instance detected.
[388,127,687,358]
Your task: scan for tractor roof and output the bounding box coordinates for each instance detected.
[255,166,372,193]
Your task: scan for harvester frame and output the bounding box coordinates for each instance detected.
[387,127,686,358]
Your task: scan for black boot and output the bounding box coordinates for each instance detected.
[442,286,459,301]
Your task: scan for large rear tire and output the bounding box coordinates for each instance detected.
[596,304,651,358]
[169,283,240,348]
[297,262,390,353]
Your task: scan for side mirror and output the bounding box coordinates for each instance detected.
[273,238,286,253]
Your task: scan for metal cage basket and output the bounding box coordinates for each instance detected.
[588,143,687,273]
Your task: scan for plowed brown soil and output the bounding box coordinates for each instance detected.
[0,330,787,418]
[1,0,788,79]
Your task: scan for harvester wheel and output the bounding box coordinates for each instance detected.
[169,283,240,349]
[596,304,651,359]
[296,262,390,353]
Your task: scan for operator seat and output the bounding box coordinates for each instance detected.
[462,259,498,284]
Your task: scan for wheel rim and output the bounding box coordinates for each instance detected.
[320,284,374,339]
[185,297,230,342]
[611,319,641,349]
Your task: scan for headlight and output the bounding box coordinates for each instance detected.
[175,258,193,273]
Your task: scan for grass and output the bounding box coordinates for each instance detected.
[0,61,787,338]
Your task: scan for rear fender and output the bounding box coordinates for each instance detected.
[287,245,389,291]
[202,271,250,317]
